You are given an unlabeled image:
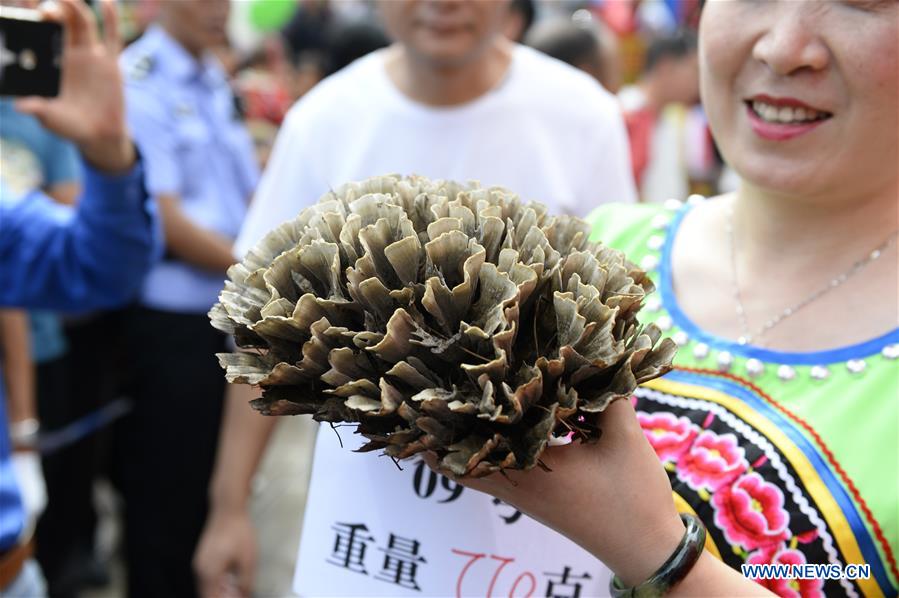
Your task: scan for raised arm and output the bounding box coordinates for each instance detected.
[0,0,160,311]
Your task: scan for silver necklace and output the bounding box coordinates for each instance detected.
[726,203,898,346]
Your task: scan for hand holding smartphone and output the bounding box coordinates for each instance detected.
[6,0,135,174]
[0,5,63,97]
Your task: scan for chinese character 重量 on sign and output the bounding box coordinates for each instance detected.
[293,430,613,597]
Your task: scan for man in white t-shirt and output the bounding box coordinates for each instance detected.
[234,10,634,256]
[194,2,635,595]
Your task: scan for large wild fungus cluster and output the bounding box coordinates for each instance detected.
[210,175,675,477]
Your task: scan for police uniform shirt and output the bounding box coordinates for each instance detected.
[121,25,260,313]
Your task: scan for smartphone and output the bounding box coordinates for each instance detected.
[0,6,62,97]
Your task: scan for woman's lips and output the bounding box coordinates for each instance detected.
[745,99,832,141]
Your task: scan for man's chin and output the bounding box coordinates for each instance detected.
[412,45,485,70]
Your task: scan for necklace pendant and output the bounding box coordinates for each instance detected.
[737,335,750,346]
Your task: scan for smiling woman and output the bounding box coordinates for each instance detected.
[445,0,899,596]
[701,0,897,200]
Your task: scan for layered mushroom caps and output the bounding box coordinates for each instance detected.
[210,175,675,477]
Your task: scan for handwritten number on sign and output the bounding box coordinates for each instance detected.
[451,549,486,598]
[413,460,464,503]
[451,548,536,598]
[509,572,536,598]
[486,555,514,598]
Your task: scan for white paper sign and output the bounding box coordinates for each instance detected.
[294,427,613,598]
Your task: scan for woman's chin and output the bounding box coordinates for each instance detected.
[733,156,829,198]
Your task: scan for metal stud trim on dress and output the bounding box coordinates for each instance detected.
[639,197,884,385]
[647,235,665,251]
[846,359,866,374]
[746,358,765,378]
[651,214,671,230]
[810,365,830,380]
[717,351,733,372]
[777,365,796,381]
[640,255,660,271]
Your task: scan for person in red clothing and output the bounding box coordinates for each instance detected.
[620,29,701,202]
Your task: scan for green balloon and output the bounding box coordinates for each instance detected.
[249,0,298,32]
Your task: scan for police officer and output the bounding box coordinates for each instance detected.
[117,1,259,596]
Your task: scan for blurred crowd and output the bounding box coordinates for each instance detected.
[1,0,723,596]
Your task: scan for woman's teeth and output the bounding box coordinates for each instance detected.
[751,101,829,124]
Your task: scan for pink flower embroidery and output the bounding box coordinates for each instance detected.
[712,472,791,550]
[637,411,698,462]
[677,430,748,491]
[746,545,825,598]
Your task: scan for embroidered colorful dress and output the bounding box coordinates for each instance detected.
[587,200,899,598]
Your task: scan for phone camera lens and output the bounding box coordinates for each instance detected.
[19,48,36,70]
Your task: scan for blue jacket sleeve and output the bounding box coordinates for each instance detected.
[42,134,82,187]
[0,160,161,311]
